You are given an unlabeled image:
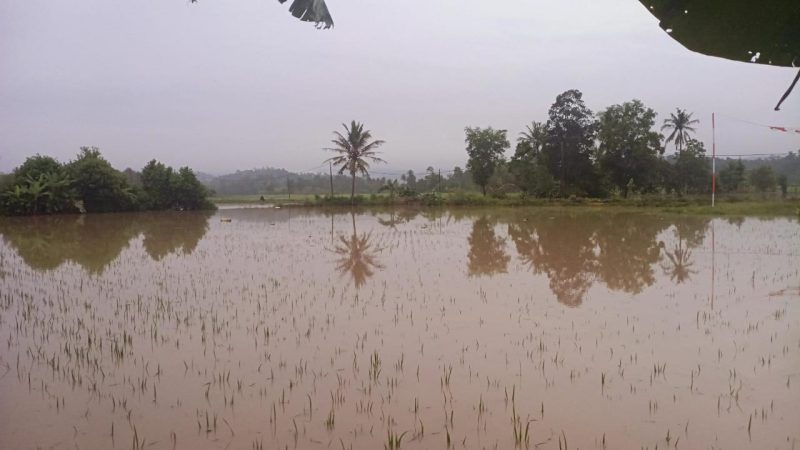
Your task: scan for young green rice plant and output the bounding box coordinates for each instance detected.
[441,365,452,388]
[511,402,531,448]
[369,351,382,383]
[384,429,407,450]
[325,405,335,430]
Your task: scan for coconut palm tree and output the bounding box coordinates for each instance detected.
[517,121,547,150]
[661,109,699,155]
[379,179,400,204]
[324,121,386,203]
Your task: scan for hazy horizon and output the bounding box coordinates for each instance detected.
[2,0,799,175]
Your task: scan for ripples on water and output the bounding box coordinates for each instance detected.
[0,208,798,449]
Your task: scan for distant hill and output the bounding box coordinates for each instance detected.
[200,167,391,196]
[202,151,799,197]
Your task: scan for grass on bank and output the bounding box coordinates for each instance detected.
[211,192,800,216]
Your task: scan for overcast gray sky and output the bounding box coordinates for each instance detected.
[1,0,799,175]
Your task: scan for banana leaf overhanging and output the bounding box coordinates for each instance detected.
[201,0,800,109]
[277,0,333,29]
[638,0,799,67]
[637,0,800,109]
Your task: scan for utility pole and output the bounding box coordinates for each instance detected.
[287,176,291,200]
[560,139,565,197]
[329,162,334,198]
[711,112,716,207]
[438,169,442,193]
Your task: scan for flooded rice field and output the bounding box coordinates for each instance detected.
[0,207,798,450]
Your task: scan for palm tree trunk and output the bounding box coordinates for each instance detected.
[350,172,356,203]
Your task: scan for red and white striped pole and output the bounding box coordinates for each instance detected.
[711,112,716,207]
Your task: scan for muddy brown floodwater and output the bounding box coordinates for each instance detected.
[0,207,798,450]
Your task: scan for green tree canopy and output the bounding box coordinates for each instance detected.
[13,155,62,182]
[172,167,214,210]
[66,147,137,213]
[509,121,557,197]
[749,166,777,193]
[543,90,598,196]
[673,139,710,194]
[464,126,509,196]
[718,159,746,193]
[141,160,175,210]
[596,100,664,196]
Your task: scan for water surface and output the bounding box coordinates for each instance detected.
[0,208,798,449]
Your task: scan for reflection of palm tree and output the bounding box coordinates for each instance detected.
[379,180,400,204]
[333,214,384,288]
[661,240,697,284]
[659,219,708,284]
[377,210,404,229]
[376,209,420,229]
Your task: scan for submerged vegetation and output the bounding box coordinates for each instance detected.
[0,147,215,215]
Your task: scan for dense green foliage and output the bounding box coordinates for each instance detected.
[0,148,214,215]
[462,90,794,199]
[542,90,599,196]
[464,127,510,195]
[596,100,664,196]
[749,166,777,193]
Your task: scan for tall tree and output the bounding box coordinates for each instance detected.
[718,159,746,192]
[324,121,386,203]
[464,126,509,196]
[661,109,699,154]
[66,147,138,213]
[141,160,174,209]
[510,122,556,197]
[516,121,548,157]
[673,139,710,194]
[12,155,62,182]
[596,100,664,197]
[749,166,777,193]
[542,90,598,196]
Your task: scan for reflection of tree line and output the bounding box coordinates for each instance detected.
[503,213,709,306]
[0,211,212,273]
[333,209,710,300]
[1,207,712,304]
[342,209,710,302]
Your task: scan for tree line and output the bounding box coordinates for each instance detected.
[464,89,792,199]
[0,147,214,215]
[465,89,696,197]
[319,91,795,202]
